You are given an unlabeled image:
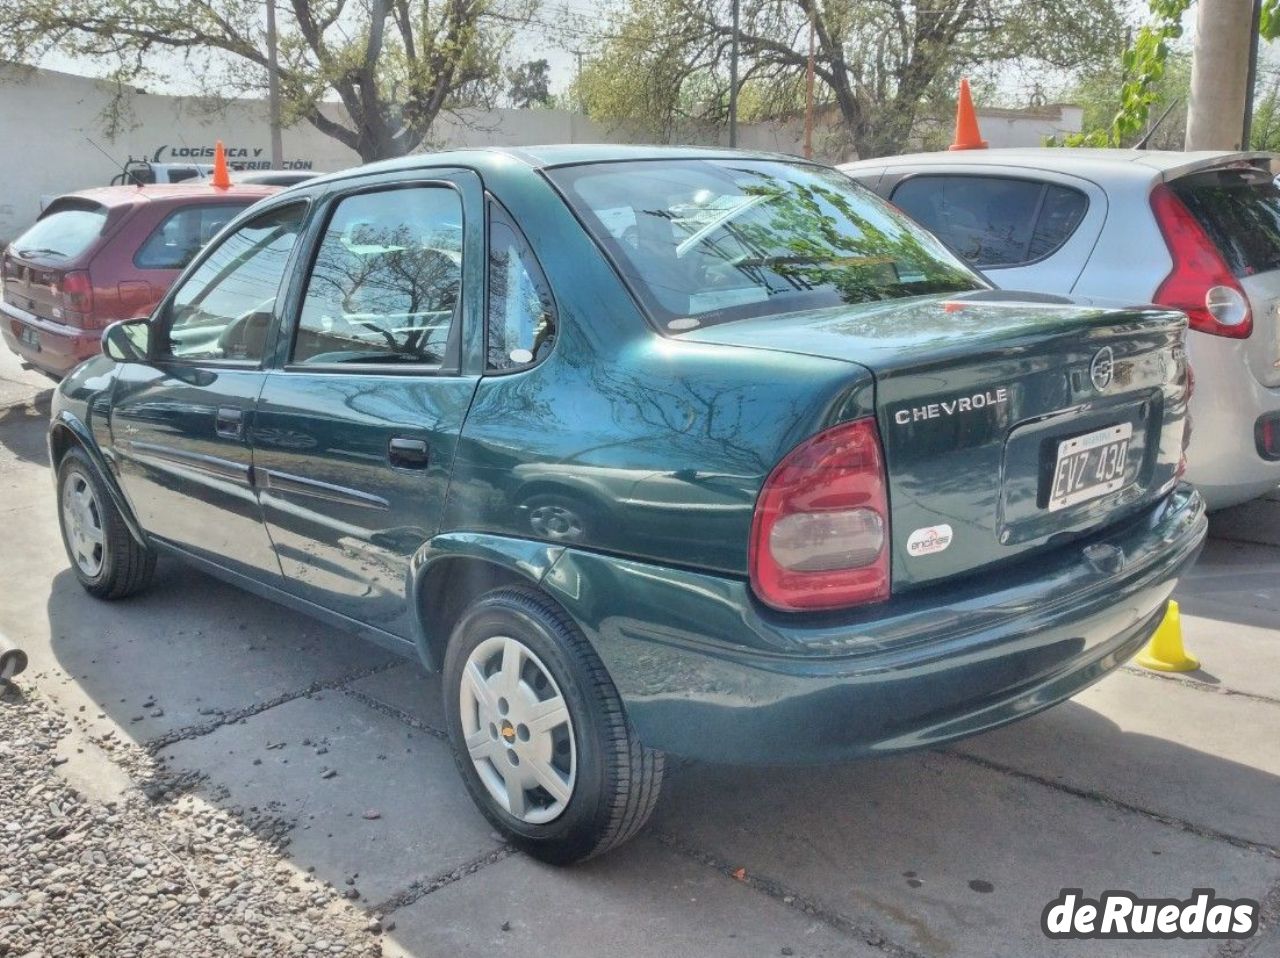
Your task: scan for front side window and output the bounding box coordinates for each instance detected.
[161,203,304,362]
[547,159,981,330]
[891,175,1088,268]
[291,186,462,367]
[487,202,555,370]
[134,203,249,270]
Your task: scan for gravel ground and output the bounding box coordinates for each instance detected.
[0,681,385,958]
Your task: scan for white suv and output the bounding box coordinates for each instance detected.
[842,149,1280,510]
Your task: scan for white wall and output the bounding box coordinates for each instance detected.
[0,65,360,241]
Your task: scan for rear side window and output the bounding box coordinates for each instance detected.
[487,201,556,370]
[548,159,981,330]
[291,186,462,367]
[134,203,248,270]
[12,201,108,260]
[1174,169,1280,276]
[891,175,1088,268]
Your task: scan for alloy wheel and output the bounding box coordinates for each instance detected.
[61,471,104,577]
[458,635,576,824]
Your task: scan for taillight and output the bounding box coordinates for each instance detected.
[1150,184,1251,339]
[749,417,891,611]
[57,270,94,325]
[1256,412,1280,460]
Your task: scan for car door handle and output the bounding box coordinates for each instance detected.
[215,407,244,439]
[388,436,429,469]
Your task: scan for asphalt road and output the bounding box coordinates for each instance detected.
[1,345,1278,958]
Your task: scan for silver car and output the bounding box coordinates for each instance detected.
[841,149,1280,510]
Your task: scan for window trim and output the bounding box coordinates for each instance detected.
[150,199,311,369]
[483,194,559,376]
[131,200,253,272]
[888,172,1090,270]
[281,179,467,377]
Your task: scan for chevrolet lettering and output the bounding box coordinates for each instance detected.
[894,387,1010,425]
[48,146,1206,864]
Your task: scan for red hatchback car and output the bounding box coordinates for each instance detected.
[2,183,278,377]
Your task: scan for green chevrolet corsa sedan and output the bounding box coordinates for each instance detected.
[49,146,1207,863]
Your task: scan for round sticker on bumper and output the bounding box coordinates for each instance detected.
[907,524,953,557]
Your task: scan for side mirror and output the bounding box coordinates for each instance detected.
[101,318,150,363]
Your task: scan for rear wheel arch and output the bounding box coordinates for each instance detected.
[415,553,549,672]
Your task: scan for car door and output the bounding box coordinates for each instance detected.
[250,172,483,638]
[879,168,1107,294]
[110,201,307,583]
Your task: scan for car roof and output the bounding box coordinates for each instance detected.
[840,148,1277,184]
[52,183,282,209]
[302,144,809,190]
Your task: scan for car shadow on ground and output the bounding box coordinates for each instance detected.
[0,389,52,466]
[42,557,1280,958]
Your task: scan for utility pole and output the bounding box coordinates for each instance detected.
[728,0,739,147]
[1243,0,1263,147]
[571,47,586,112]
[266,0,283,168]
[1185,0,1254,150]
[804,7,815,159]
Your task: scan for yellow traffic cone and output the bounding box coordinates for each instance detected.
[1136,600,1199,672]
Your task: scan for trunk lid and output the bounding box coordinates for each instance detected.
[685,291,1189,590]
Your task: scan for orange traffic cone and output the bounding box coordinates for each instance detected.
[211,140,232,189]
[948,78,988,151]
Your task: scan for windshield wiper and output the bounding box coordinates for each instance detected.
[16,247,68,259]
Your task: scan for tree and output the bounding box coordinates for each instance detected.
[508,58,551,108]
[1054,51,1191,149]
[0,0,535,162]
[1097,0,1280,148]
[576,0,1130,158]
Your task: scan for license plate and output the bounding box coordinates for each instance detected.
[19,326,39,348]
[1048,423,1133,511]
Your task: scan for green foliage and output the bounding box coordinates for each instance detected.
[1047,50,1190,149]
[1250,70,1280,149]
[1085,0,1280,149]
[507,58,551,109]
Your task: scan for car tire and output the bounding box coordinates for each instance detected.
[56,447,156,599]
[443,586,664,865]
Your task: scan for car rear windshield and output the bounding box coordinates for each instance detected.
[11,200,108,261]
[547,159,984,330]
[1173,167,1280,277]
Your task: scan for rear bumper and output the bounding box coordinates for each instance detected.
[541,485,1207,764]
[0,300,97,378]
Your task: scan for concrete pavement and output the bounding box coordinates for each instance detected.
[0,344,1277,958]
